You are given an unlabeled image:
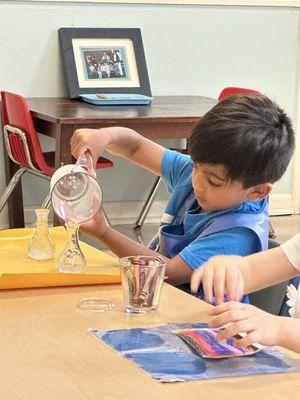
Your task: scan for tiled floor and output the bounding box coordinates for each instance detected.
[269,215,300,243]
[81,214,300,252]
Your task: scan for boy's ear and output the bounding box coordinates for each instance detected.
[246,183,273,201]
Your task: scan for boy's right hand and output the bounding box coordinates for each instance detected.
[190,255,247,305]
[71,128,112,164]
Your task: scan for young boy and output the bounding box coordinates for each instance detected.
[190,234,300,353]
[70,94,294,296]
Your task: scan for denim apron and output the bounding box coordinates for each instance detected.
[149,189,269,257]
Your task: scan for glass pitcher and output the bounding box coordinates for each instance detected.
[50,151,102,224]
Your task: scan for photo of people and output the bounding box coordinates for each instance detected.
[81,47,128,80]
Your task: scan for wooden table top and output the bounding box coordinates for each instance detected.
[1,282,300,400]
[27,95,218,125]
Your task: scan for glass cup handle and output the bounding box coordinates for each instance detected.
[76,150,96,178]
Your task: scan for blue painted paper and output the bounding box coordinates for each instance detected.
[89,323,300,382]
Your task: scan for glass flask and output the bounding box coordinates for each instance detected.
[56,221,86,273]
[50,151,102,224]
[28,208,55,260]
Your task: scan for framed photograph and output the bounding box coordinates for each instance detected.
[59,28,152,99]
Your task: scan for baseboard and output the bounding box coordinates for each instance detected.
[24,194,294,223]
[0,194,293,229]
[22,200,169,226]
[269,193,294,216]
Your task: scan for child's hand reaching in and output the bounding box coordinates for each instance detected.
[208,301,284,348]
[190,255,247,305]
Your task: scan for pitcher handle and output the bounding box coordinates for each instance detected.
[76,150,96,178]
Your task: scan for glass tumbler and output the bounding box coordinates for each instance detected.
[120,255,166,313]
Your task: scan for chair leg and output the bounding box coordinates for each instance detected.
[269,221,276,239]
[30,191,52,228]
[0,167,26,214]
[40,191,52,210]
[102,206,111,227]
[134,176,164,230]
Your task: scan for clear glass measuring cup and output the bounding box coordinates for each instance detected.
[50,151,102,224]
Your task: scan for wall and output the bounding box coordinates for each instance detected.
[0,1,299,224]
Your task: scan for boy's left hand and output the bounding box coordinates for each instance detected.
[79,208,109,239]
[208,301,283,348]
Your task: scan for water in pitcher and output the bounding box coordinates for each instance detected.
[50,152,102,224]
[51,171,102,223]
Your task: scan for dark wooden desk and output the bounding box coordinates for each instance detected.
[4,96,217,227]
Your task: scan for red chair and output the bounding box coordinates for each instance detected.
[0,91,113,226]
[218,86,261,101]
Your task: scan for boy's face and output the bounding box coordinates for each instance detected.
[191,163,262,212]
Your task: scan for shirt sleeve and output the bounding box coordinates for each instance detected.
[161,149,193,192]
[281,233,300,271]
[179,227,259,270]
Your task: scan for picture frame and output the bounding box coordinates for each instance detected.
[59,27,151,99]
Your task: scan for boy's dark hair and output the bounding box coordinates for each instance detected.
[188,94,295,188]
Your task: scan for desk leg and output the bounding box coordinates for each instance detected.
[55,124,74,167]
[6,158,25,228]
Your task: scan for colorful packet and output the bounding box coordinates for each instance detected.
[172,327,262,359]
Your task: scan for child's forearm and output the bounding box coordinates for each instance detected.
[91,226,193,285]
[107,127,166,174]
[99,225,162,259]
[101,127,144,159]
[86,126,165,175]
[241,247,298,294]
[72,126,149,162]
[277,317,300,353]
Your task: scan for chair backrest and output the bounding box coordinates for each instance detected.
[218,87,261,101]
[249,280,289,316]
[1,91,53,175]
[249,239,289,315]
[278,276,300,316]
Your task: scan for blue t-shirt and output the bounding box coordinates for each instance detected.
[161,149,267,270]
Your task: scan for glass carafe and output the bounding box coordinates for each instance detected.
[28,208,55,260]
[50,151,102,224]
[56,221,86,273]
